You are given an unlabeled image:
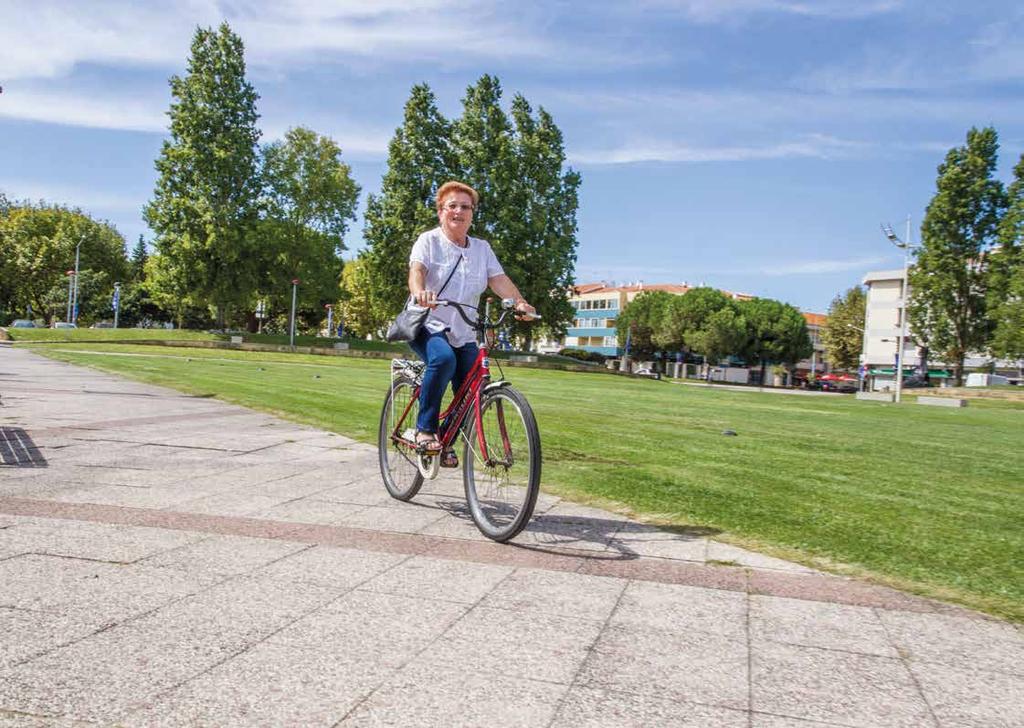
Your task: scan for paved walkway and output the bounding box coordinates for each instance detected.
[0,346,1020,727]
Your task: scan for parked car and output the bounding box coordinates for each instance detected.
[51,321,77,329]
[89,322,114,329]
[10,319,36,328]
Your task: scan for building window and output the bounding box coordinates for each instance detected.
[603,336,617,347]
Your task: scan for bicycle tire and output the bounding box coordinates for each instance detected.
[462,386,541,542]
[378,376,424,501]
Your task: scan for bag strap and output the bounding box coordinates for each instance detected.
[407,256,462,308]
[434,256,461,298]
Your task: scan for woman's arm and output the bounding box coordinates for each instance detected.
[409,262,437,308]
[487,274,537,317]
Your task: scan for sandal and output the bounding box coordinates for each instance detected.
[440,449,459,468]
[415,431,442,452]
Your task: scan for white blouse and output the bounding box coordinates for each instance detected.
[409,227,505,347]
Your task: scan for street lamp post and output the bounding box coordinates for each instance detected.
[65,270,75,323]
[289,279,300,348]
[881,217,916,403]
[112,282,121,329]
[71,234,84,324]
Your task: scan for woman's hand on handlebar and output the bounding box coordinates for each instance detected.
[514,300,539,321]
[413,289,438,309]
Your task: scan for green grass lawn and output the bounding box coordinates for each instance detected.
[5,328,221,343]
[22,342,1024,620]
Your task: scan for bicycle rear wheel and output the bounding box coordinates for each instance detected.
[378,376,424,501]
[462,386,541,542]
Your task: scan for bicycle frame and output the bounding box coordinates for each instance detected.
[389,301,520,466]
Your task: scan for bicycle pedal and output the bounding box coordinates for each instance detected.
[440,450,459,468]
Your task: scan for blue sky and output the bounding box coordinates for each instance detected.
[2,0,1023,313]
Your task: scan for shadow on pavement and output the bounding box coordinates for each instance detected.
[427,496,718,560]
[0,427,48,468]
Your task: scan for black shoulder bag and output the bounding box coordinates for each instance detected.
[385,259,461,343]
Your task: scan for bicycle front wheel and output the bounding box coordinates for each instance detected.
[462,386,541,542]
[378,376,424,501]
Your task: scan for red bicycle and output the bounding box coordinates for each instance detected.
[377,298,542,542]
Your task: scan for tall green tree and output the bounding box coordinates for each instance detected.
[258,126,360,330]
[819,286,866,371]
[452,75,515,245]
[689,305,748,380]
[0,203,127,325]
[988,153,1024,364]
[498,94,580,348]
[363,84,454,321]
[659,287,733,352]
[340,254,390,339]
[909,126,1007,385]
[129,236,148,282]
[740,297,815,378]
[616,291,674,359]
[144,22,262,328]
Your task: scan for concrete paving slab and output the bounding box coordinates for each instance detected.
[338,504,447,534]
[877,610,1024,676]
[0,607,112,669]
[138,533,308,577]
[0,554,215,621]
[609,522,710,561]
[480,567,626,622]
[269,589,468,667]
[410,605,603,684]
[338,667,567,727]
[750,595,898,657]
[577,622,749,710]
[121,642,393,728]
[610,580,748,638]
[0,517,202,563]
[0,622,252,723]
[252,497,368,525]
[361,554,511,604]
[751,641,936,727]
[908,660,1024,728]
[250,544,406,589]
[551,686,748,727]
[120,573,344,645]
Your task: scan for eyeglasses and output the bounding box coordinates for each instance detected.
[443,202,474,213]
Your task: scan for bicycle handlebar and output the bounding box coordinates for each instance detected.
[435,299,541,331]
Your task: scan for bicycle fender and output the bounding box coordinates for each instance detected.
[483,381,512,394]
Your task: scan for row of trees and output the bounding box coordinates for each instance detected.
[0,196,132,326]
[145,24,360,330]
[821,127,1024,384]
[343,77,581,346]
[616,288,813,379]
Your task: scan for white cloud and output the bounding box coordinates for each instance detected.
[757,255,892,276]
[0,86,168,133]
[570,134,868,165]
[639,0,902,23]
[0,179,145,214]
[0,0,562,83]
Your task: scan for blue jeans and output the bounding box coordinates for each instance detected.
[409,329,479,434]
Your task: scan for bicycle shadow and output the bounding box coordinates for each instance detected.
[424,495,718,561]
[0,427,48,468]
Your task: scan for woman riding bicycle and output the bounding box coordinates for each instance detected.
[407,181,536,462]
